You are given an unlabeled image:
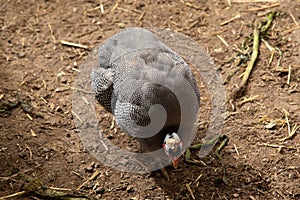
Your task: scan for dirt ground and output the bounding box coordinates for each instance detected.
[1,0,300,199]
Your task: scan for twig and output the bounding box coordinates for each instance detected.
[275,47,282,67]
[220,14,241,26]
[216,35,229,47]
[261,38,275,67]
[282,26,300,35]
[48,23,56,42]
[111,3,118,13]
[25,144,33,160]
[259,143,298,151]
[287,65,292,85]
[139,11,145,21]
[233,144,240,156]
[188,19,200,29]
[280,124,300,142]
[210,29,227,36]
[77,170,100,190]
[85,4,104,13]
[289,13,299,27]
[237,95,259,106]
[193,173,202,184]
[117,7,133,13]
[246,3,280,12]
[185,183,195,200]
[60,40,89,49]
[26,113,33,121]
[0,191,26,200]
[261,38,274,52]
[283,108,291,137]
[232,20,260,99]
[71,110,83,124]
[233,12,274,99]
[267,49,275,67]
[49,187,72,191]
[180,0,200,9]
[280,108,299,142]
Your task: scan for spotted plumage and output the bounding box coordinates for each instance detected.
[91,27,200,168]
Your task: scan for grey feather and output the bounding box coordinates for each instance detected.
[91,27,200,150]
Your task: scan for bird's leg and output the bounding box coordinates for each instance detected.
[185,135,228,182]
[160,168,170,181]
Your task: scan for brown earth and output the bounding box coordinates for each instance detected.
[1,0,300,199]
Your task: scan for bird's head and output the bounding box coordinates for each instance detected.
[162,133,183,169]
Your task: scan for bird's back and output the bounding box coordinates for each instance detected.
[91,27,200,150]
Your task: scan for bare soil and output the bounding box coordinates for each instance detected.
[1,1,299,199]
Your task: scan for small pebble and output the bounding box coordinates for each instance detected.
[18,52,26,58]
[233,193,239,198]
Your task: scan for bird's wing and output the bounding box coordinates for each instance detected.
[91,67,113,112]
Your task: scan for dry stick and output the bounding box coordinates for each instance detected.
[289,13,299,27]
[259,143,298,151]
[232,20,260,99]
[48,24,56,42]
[210,29,227,36]
[217,35,229,47]
[287,65,292,85]
[186,183,195,200]
[280,124,300,142]
[246,3,280,12]
[111,3,118,12]
[283,108,291,137]
[1,175,93,200]
[237,95,260,106]
[282,26,300,35]
[189,19,200,29]
[60,40,89,49]
[87,4,104,13]
[139,11,145,20]
[220,14,241,26]
[77,170,101,190]
[233,144,240,156]
[234,12,274,98]
[0,191,26,200]
[180,1,200,10]
[193,173,202,184]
